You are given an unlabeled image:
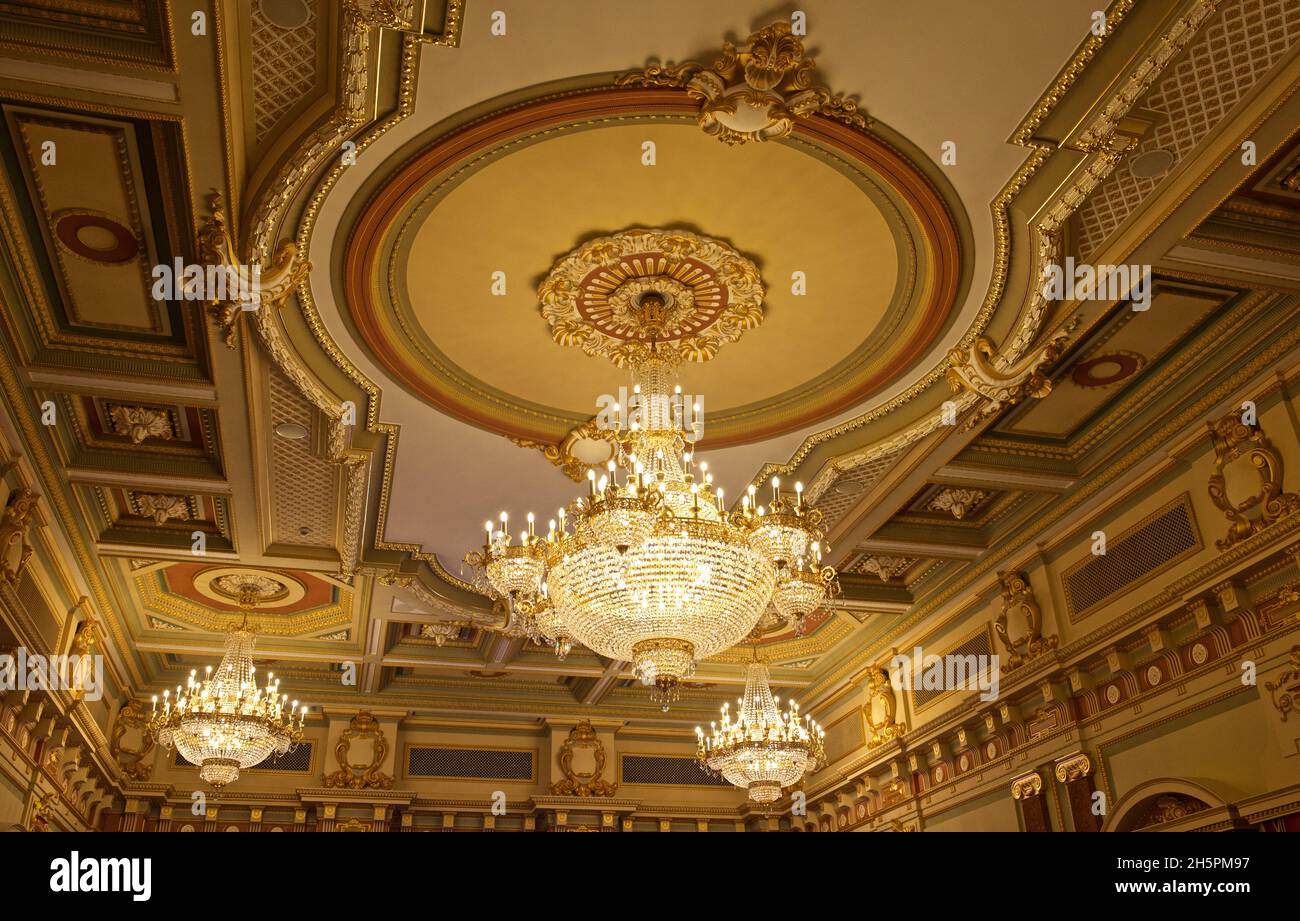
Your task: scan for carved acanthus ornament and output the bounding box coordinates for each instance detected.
[857,555,912,582]
[133,493,190,525]
[0,487,38,584]
[994,571,1058,671]
[928,488,987,520]
[616,21,868,144]
[322,710,394,789]
[864,667,904,748]
[1207,412,1300,551]
[419,622,462,645]
[946,316,1079,431]
[1264,646,1300,723]
[108,405,175,444]
[550,720,617,797]
[196,191,310,349]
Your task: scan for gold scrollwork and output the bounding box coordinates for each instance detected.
[863,667,904,748]
[1010,771,1042,800]
[109,699,155,781]
[946,317,1079,431]
[196,191,310,349]
[1054,752,1092,784]
[1207,412,1300,551]
[0,487,37,585]
[323,711,394,789]
[550,720,616,797]
[994,571,1058,671]
[1264,646,1300,723]
[616,21,868,143]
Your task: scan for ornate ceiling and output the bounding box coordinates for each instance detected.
[1,0,1298,736]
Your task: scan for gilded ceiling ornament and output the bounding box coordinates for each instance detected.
[509,418,621,483]
[132,493,191,525]
[107,405,176,444]
[323,710,394,790]
[1134,794,1208,828]
[196,191,310,349]
[945,316,1080,431]
[550,720,617,797]
[109,699,155,782]
[616,21,868,144]
[0,487,38,585]
[68,614,100,701]
[864,667,904,749]
[1207,412,1300,550]
[210,572,287,605]
[418,622,464,645]
[927,487,988,520]
[1264,646,1300,723]
[994,571,1058,671]
[538,228,764,368]
[857,555,911,582]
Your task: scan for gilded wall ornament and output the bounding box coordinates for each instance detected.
[550,720,617,797]
[945,316,1080,431]
[108,405,176,444]
[538,228,764,368]
[109,699,155,781]
[1207,412,1300,550]
[1264,646,1300,723]
[994,571,1058,671]
[616,21,867,144]
[323,710,394,789]
[0,487,38,585]
[197,191,310,349]
[864,667,904,748]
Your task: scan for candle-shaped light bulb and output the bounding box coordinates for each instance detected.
[795,481,804,508]
[587,468,596,495]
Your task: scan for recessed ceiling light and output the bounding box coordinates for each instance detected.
[274,422,309,440]
[1129,149,1177,179]
[259,0,311,30]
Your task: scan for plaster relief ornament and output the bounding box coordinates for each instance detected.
[928,488,987,520]
[617,21,867,145]
[0,487,37,584]
[946,316,1080,431]
[133,493,191,525]
[108,405,175,444]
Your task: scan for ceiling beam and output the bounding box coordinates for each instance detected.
[931,463,1076,494]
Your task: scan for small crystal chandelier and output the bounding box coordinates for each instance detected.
[465,297,838,707]
[148,591,307,788]
[696,653,825,804]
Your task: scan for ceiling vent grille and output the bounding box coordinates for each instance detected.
[1062,493,1200,621]
[911,629,993,711]
[405,746,534,781]
[620,754,731,786]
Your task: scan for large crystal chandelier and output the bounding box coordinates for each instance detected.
[148,594,306,788]
[696,655,826,804]
[464,230,839,708]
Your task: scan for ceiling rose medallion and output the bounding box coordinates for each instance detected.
[538,228,764,367]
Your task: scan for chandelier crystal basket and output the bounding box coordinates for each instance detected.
[147,590,307,788]
[696,656,826,804]
[464,229,840,708]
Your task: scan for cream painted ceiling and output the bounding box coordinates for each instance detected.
[405,122,897,414]
[308,0,1105,569]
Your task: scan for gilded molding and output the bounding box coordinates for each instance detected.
[946,316,1080,432]
[1010,770,1043,800]
[1263,646,1300,722]
[994,571,1059,671]
[1054,752,1093,783]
